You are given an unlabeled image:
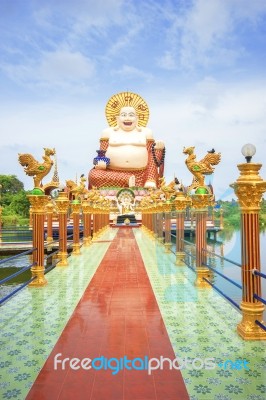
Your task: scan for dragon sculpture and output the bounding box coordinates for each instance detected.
[183,146,221,190]
[18,148,55,188]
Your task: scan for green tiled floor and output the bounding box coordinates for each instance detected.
[134,228,266,400]
[0,229,117,400]
[1,227,266,400]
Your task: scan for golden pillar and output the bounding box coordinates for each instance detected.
[231,162,266,340]
[71,200,81,255]
[82,200,92,246]
[141,211,146,230]
[46,199,54,246]
[174,192,191,266]
[27,193,49,287]
[92,207,99,240]
[55,192,70,266]
[156,202,164,244]
[163,202,172,253]
[191,193,212,287]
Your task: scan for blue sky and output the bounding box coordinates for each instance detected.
[1,0,266,199]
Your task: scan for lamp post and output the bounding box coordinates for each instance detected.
[231,144,266,340]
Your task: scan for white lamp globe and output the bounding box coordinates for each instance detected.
[241,143,256,162]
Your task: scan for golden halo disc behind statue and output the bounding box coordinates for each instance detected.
[105,91,149,127]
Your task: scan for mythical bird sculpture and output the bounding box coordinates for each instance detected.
[183,146,221,190]
[18,148,55,188]
[158,177,177,201]
[66,175,89,200]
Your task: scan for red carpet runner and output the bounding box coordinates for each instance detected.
[27,228,189,400]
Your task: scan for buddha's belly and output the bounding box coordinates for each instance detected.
[106,145,148,169]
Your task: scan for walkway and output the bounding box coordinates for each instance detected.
[0,227,266,400]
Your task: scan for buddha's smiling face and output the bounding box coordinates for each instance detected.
[117,107,138,131]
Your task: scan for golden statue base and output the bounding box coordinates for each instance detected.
[164,243,172,253]
[28,266,47,287]
[237,301,266,340]
[57,252,68,267]
[195,267,212,288]
[72,243,81,255]
[83,237,92,246]
[46,237,53,252]
[176,252,186,266]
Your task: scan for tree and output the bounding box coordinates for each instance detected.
[9,191,30,218]
[0,175,25,207]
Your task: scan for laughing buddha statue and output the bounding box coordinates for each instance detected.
[88,92,165,189]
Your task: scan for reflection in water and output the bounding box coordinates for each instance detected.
[183,228,266,318]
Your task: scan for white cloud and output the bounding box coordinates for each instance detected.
[39,50,94,82]
[157,0,266,70]
[157,51,177,70]
[112,65,153,82]
[1,49,95,90]
[148,78,266,199]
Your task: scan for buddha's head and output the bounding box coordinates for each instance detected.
[116,106,138,131]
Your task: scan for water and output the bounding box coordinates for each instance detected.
[0,254,33,300]
[0,227,32,242]
[182,228,266,316]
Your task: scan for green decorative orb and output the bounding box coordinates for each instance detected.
[72,199,80,204]
[31,188,44,195]
[195,187,208,194]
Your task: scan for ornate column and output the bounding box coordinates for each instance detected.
[231,163,266,340]
[82,200,92,246]
[163,202,172,253]
[27,191,49,286]
[71,200,81,255]
[174,192,191,266]
[55,192,70,266]
[157,202,164,244]
[46,199,54,247]
[92,206,99,240]
[191,192,212,287]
